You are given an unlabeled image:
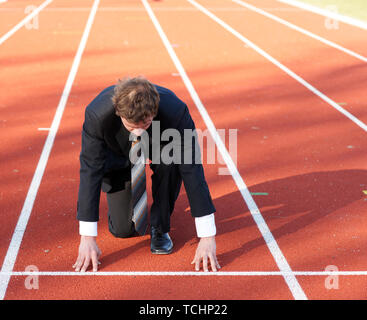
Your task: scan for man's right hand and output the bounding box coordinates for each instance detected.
[73,235,102,272]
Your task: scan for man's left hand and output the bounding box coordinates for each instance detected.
[191,236,221,272]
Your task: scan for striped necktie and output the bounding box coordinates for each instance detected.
[130,136,148,235]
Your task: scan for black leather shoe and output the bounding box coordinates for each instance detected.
[150,226,173,254]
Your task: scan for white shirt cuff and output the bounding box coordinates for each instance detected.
[79,215,216,238]
[79,221,98,237]
[195,213,216,238]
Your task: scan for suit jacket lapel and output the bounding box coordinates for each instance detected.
[113,117,132,159]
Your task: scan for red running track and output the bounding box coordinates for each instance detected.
[0,0,366,299]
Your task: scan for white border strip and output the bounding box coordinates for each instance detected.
[186,0,367,133]
[142,0,307,300]
[3,270,367,276]
[231,0,367,63]
[277,0,367,30]
[0,0,53,45]
[0,0,100,301]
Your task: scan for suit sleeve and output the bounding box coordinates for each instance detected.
[176,105,216,218]
[77,109,106,222]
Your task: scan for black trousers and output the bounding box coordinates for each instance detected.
[104,162,182,238]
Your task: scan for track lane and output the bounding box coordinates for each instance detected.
[243,0,367,57]
[228,0,367,63]
[0,0,94,275]
[191,0,367,127]
[0,0,97,299]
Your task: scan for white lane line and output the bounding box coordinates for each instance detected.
[186,0,367,133]
[277,0,367,30]
[0,0,100,301]
[0,0,53,45]
[230,0,367,63]
[3,270,367,276]
[142,0,307,301]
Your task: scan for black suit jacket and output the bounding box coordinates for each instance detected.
[77,84,216,222]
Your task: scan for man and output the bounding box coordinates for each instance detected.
[73,77,220,273]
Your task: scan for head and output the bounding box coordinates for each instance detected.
[112,76,160,136]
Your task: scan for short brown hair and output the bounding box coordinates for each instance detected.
[111,76,160,123]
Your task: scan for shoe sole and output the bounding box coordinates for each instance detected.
[151,247,173,255]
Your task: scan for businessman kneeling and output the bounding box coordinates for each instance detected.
[73,76,220,273]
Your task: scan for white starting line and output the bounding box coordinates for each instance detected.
[2,270,367,276]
